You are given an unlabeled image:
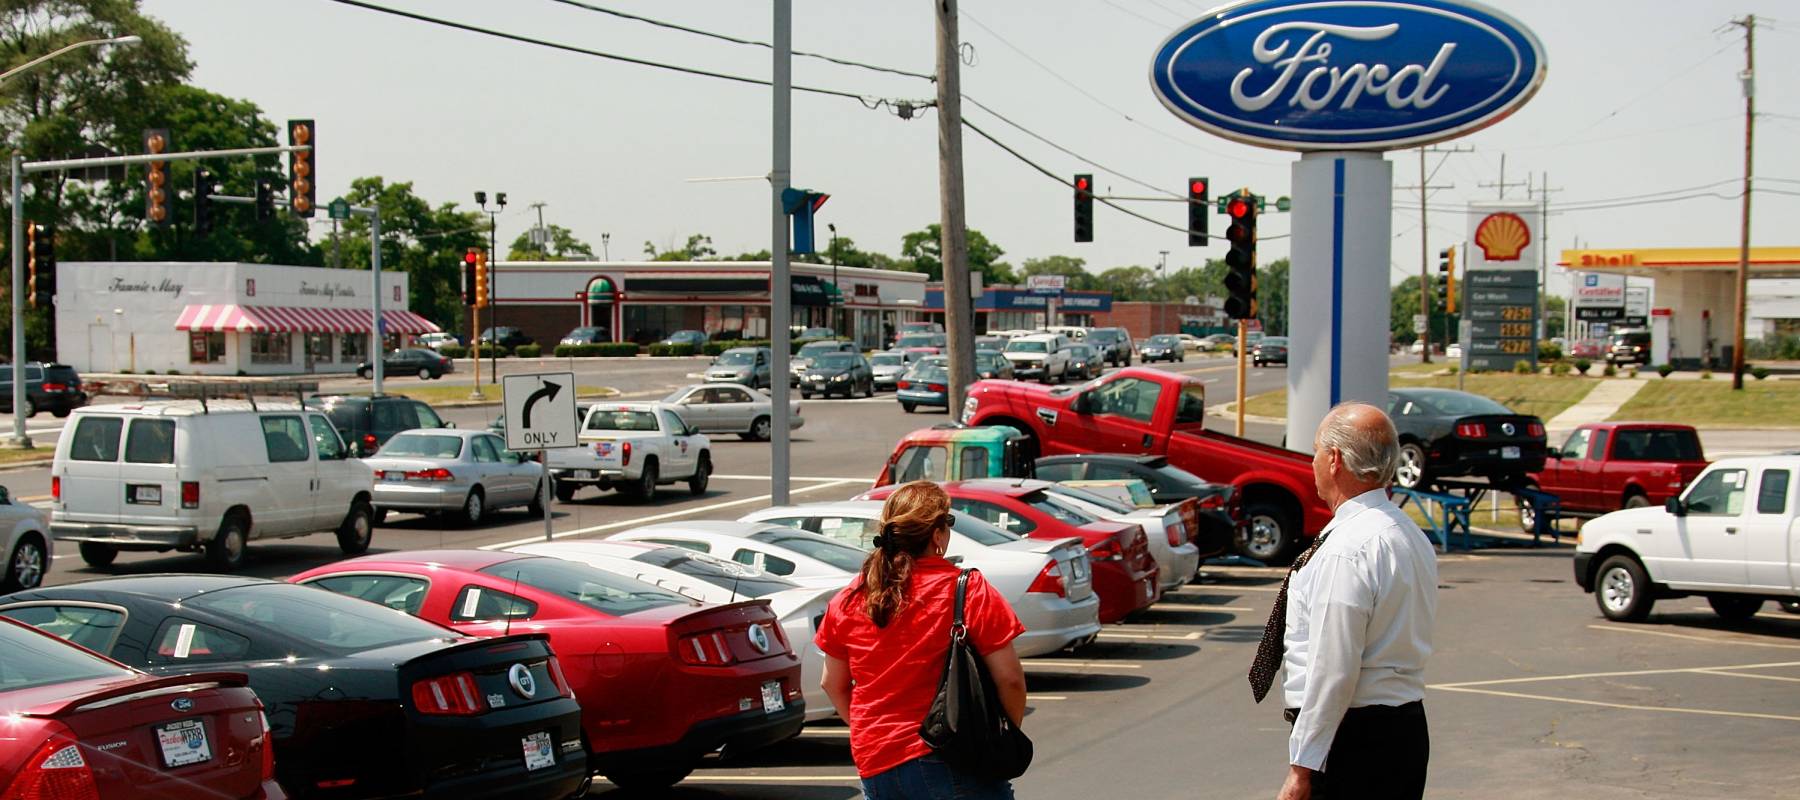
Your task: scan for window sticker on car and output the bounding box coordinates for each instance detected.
[460,588,483,618]
[172,623,197,659]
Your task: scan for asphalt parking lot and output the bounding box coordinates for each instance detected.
[14,355,1800,798]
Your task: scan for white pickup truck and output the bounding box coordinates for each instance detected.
[546,402,712,503]
[1575,454,1799,622]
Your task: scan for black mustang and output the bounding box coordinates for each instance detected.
[1386,388,1547,490]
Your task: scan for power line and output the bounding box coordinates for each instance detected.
[962,97,1178,199]
[1549,40,1738,145]
[542,0,936,81]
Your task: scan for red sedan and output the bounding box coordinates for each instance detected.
[0,617,283,800]
[292,550,805,792]
[860,481,1162,623]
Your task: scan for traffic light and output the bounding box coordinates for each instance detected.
[193,167,215,234]
[474,249,490,308]
[1073,174,1094,243]
[288,120,315,217]
[463,248,480,306]
[1187,177,1209,246]
[1438,246,1457,314]
[254,179,274,222]
[1223,194,1258,319]
[143,129,170,227]
[26,222,54,308]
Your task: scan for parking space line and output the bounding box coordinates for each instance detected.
[1693,669,1800,683]
[1431,685,1800,723]
[1587,624,1800,650]
[1096,631,1203,641]
[798,728,850,737]
[1023,659,1143,670]
[713,474,868,483]
[478,479,862,550]
[1026,695,1067,701]
[680,776,862,783]
[1431,659,1800,689]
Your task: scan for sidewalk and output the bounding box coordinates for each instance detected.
[1543,378,1645,435]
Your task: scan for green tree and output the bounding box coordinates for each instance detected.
[1097,266,1158,300]
[335,177,485,333]
[508,224,592,260]
[643,233,715,261]
[898,224,1012,284]
[1256,258,1290,336]
[1391,275,1459,347]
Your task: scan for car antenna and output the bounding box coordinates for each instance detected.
[504,569,522,638]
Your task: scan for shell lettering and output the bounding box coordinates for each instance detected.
[1474,212,1530,261]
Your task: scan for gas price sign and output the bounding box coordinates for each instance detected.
[1460,269,1538,372]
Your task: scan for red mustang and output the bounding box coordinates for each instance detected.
[292,550,805,792]
[860,481,1162,623]
[0,616,284,800]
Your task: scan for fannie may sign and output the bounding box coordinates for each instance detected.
[1150,0,1546,150]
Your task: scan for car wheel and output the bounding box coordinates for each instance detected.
[52,409,70,418]
[528,477,550,517]
[1623,492,1651,509]
[750,415,772,442]
[604,766,695,792]
[460,488,486,526]
[206,515,249,571]
[554,481,577,503]
[336,501,374,555]
[357,367,372,379]
[417,368,432,380]
[2,534,46,591]
[78,542,118,569]
[1595,554,1654,622]
[801,391,812,400]
[1516,483,1541,533]
[633,460,659,502]
[1708,595,1763,622]
[1236,500,1300,565]
[901,402,916,413]
[1395,442,1431,490]
[689,454,711,496]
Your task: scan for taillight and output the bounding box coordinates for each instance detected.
[897,380,912,390]
[621,442,632,467]
[545,656,575,699]
[1455,422,1487,438]
[411,672,486,715]
[1166,522,1184,547]
[1087,538,1123,562]
[927,383,946,393]
[41,382,66,392]
[50,476,58,503]
[1027,561,1067,597]
[1,735,99,800]
[1527,422,1545,437]
[1196,493,1225,510]
[407,468,454,482]
[676,630,737,666]
[361,434,377,454]
[181,481,200,509]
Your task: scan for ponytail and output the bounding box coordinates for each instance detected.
[856,481,951,628]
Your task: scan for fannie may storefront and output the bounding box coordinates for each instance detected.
[488,261,929,349]
[55,262,437,375]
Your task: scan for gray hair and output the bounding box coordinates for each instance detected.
[1318,403,1399,486]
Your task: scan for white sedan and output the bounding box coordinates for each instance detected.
[0,485,49,592]
[739,501,1102,657]
[612,521,870,578]
[507,539,842,722]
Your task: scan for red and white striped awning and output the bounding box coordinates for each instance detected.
[174,305,440,334]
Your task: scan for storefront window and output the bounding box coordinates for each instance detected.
[305,333,333,364]
[188,332,225,364]
[251,332,293,364]
[340,333,368,361]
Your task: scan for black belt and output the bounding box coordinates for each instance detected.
[1285,700,1423,725]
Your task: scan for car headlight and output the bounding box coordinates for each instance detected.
[961,397,979,423]
[831,374,848,382]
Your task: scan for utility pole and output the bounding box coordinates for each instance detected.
[1158,250,1170,299]
[1479,152,1528,199]
[769,0,793,504]
[1400,146,1466,362]
[1731,14,1755,390]
[1528,172,1563,341]
[936,0,975,415]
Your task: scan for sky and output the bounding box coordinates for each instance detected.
[142,0,1800,297]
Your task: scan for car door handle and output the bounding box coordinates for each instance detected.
[1726,526,1739,534]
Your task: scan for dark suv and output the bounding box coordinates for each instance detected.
[479,327,534,349]
[1086,328,1135,367]
[0,363,86,418]
[305,394,453,456]
[1607,330,1652,365]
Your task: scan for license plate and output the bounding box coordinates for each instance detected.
[128,484,161,505]
[1502,446,1521,459]
[157,719,211,768]
[576,470,594,480]
[383,472,405,482]
[521,731,555,771]
[761,681,784,714]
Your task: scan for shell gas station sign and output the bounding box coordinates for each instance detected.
[1465,202,1542,272]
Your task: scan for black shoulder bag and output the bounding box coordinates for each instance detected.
[919,569,1033,781]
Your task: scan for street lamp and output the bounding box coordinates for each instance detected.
[475,191,506,384]
[601,232,610,261]
[828,223,839,336]
[0,34,141,85]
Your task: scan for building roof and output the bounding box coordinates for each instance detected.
[1559,247,1800,277]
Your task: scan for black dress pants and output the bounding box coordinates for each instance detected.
[1287,701,1429,799]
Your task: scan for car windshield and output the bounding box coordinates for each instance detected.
[1150,336,1180,346]
[799,342,841,356]
[951,514,1020,546]
[748,531,868,572]
[1414,391,1512,416]
[1089,330,1122,343]
[1612,333,1650,346]
[813,354,856,369]
[482,558,689,616]
[897,334,935,348]
[0,621,129,691]
[1046,483,1137,515]
[378,434,463,459]
[1612,428,1703,461]
[565,328,598,338]
[586,410,661,431]
[907,365,948,383]
[1024,491,1101,525]
[188,584,453,653]
[630,548,801,598]
[717,351,756,366]
[870,353,904,366]
[1261,338,1288,346]
[1006,340,1048,353]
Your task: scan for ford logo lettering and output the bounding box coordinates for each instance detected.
[747,623,772,655]
[1150,0,1546,150]
[508,663,537,699]
[171,697,194,713]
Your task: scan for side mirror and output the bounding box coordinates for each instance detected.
[1665,497,1686,516]
[0,486,13,505]
[1546,448,1561,459]
[1071,392,1092,414]
[442,421,456,429]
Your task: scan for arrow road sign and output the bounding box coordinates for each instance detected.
[503,372,578,451]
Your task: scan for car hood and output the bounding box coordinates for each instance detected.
[1002,351,1049,362]
[804,366,855,377]
[1585,505,1671,535]
[872,365,907,376]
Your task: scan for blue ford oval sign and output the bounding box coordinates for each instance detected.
[1150,0,1546,150]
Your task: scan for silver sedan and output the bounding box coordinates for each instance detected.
[367,429,548,526]
[663,383,804,441]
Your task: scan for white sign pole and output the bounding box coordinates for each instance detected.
[503,371,579,542]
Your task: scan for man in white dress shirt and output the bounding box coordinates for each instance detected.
[1249,402,1438,800]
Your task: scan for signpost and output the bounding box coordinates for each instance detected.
[503,371,578,541]
[1461,269,1539,372]
[1026,275,1066,296]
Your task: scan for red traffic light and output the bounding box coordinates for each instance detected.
[1075,176,1090,191]
[1191,179,1207,195]
[1227,197,1251,218]
[464,248,479,265]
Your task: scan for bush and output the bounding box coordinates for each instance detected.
[1572,358,1591,375]
[1537,341,1563,362]
[514,344,542,359]
[1657,363,1674,378]
[553,343,640,358]
[166,369,180,376]
[475,343,509,358]
[1513,360,1533,374]
[1445,364,1458,375]
[438,344,466,359]
[1746,333,1800,360]
[1549,361,1572,376]
[1603,364,1618,377]
[648,342,698,357]
[1753,366,1771,381]
[1700,369,1714,380]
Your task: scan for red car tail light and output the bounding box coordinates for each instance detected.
[1087,538,1123,562]
[411,672,486,715]
[677,630,738,666]
[1166,522,1185,547]
[545,656,575,699]
[1527,422,1545,437]
[181,481,200,509]
[1455,422,1487,438]
[1026,561,1066,597]
[405,468,454,482]
[896,381,912,390]
[40,382,66,392]
[3,735,100,800]
[361,434,378,453]
[50,476,58,503]
[621,441,633,467]
[927,383,946,393]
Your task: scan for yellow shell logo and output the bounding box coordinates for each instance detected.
[1475,212,1531,261]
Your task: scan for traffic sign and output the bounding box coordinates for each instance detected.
[328,198,350,220]
[1412,314,1428,334]
[503,372,578,451]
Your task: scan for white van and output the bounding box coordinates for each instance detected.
[51,398,375,571]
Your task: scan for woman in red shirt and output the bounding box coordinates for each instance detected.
[816,480,1029,799]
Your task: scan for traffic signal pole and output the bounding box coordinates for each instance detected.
[1236,319,1248,437]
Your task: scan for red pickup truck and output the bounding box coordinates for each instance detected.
[960,367,1328,564]
[1521,422,1709,530]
